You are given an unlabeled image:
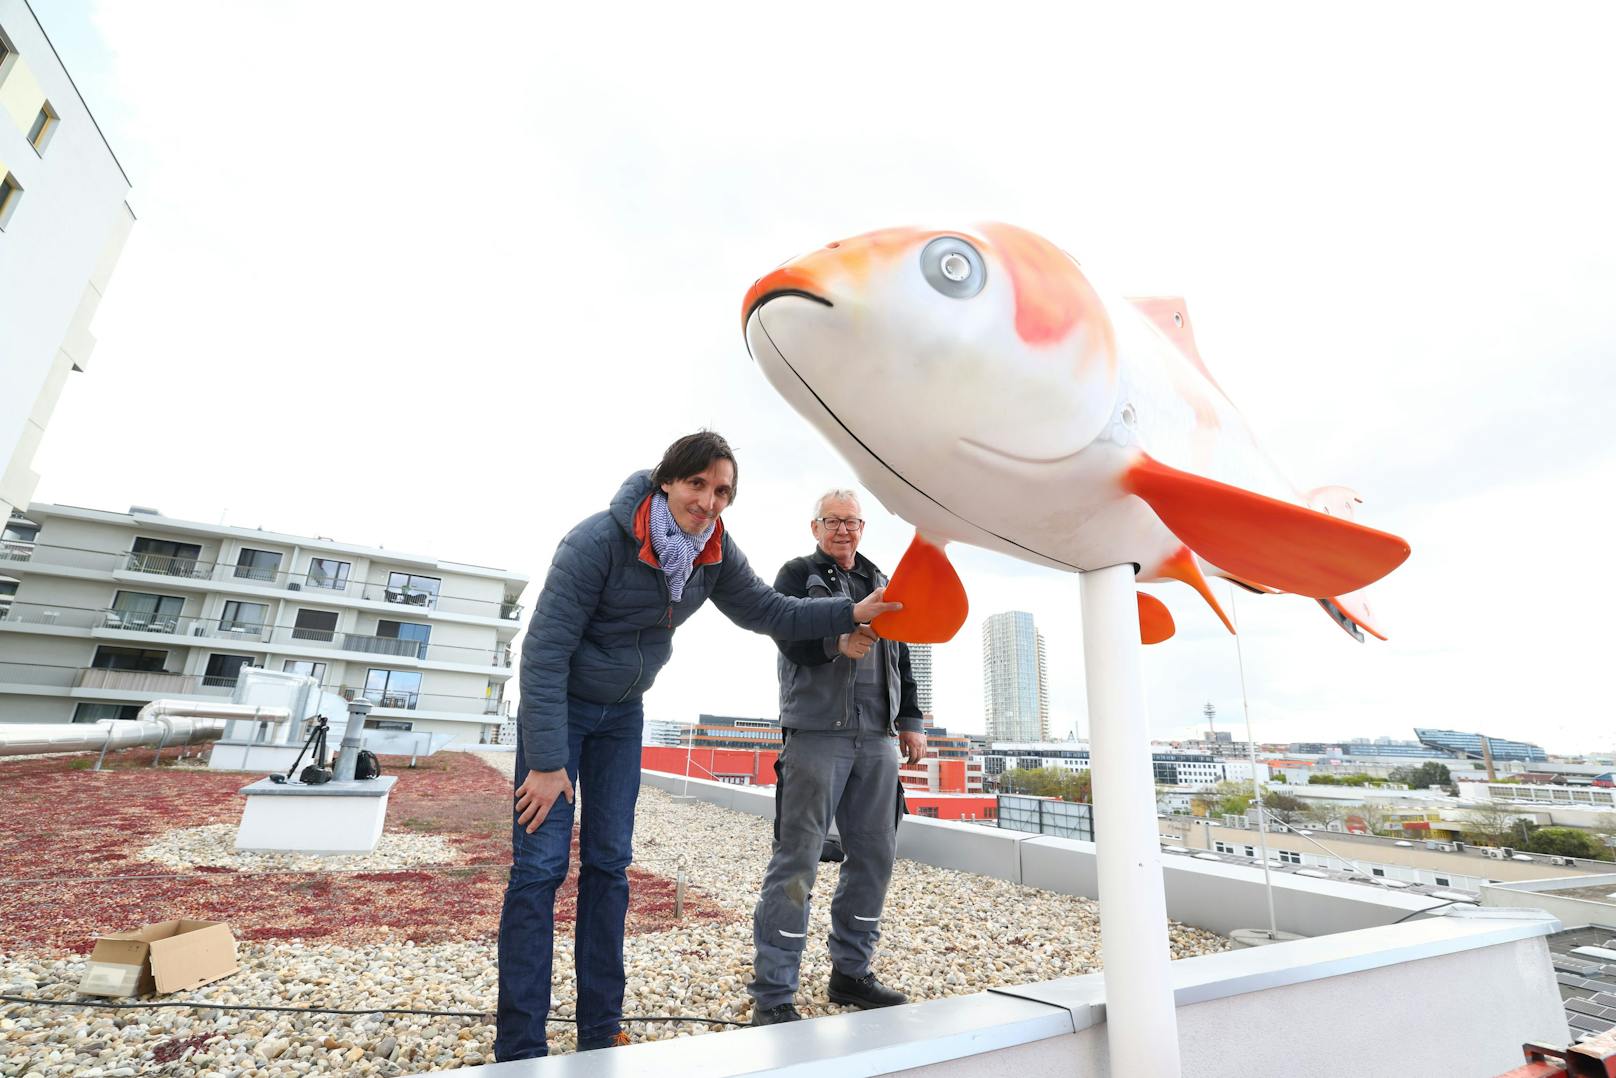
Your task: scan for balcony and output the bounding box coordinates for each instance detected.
[1,540,36,563]
[125,552,216,579]
[74,667,232,695]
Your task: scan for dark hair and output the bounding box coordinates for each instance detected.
[652,431,738,501]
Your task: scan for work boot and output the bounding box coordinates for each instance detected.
[828,970,907,1009]
[750,1002,802,1026]
[576,1030,630,1051]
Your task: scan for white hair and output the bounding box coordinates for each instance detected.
[813,488,861,519]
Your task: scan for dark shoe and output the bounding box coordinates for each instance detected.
[576,1030,630,1051]
[751,1002,802,1026]
[828,970,907,1009]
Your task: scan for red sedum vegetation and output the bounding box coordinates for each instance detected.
[0,749,727,954]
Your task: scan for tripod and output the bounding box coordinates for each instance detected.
[273,715,333,785]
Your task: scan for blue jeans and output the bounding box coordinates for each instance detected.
[495,696,644,1061]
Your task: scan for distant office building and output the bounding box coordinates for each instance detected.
[982,611,1048,742]
[900,716,983,794]
[1414,729,1547,763]
[908,642,933,714]
[689,714,782,750]
[643,718,692,747]
[1289,739,1453,760]
[0,3,135,522]
[981,741,1264,787]
[0,503,526,742]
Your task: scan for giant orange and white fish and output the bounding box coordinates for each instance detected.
[741,223,1410,646]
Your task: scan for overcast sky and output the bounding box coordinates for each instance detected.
[30,2,1616,753]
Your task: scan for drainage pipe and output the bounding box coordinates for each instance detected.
[0,702,293,758]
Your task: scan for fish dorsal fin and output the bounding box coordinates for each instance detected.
[1127,296,1228,398]
[871,532,968,643]
[1122,453,1411,599]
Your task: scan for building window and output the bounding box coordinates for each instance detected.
[1371,868,1386,877]
[306,558,350,591]
[1214,841,1234,854]
[129,537,205,577]
[233,547,283,582]
[363,668,422,710]
[1244,846,1256,858]
[0,576,16,618]
[91,646,169,672]
[0,172,20,229]
[1,519,38,544]
[292,608,338,642]
[109,591,185,632]
[283,659,327,684]
[915,806,939,818]
[377,619,430,660]
[74,703,142,722]
[368,719,413,731]
[27,100,56,153]
[219,601,268,634]
[385,572,441,609]
[204,653,255,687]
[1278,850,1302,865]
[1434,876,1450,887]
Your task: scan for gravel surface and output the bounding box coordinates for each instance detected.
[139,824,462,873]
[0,754,1230,1074]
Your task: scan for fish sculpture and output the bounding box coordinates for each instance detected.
[741,224,1410,645]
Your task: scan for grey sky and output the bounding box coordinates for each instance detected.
[30,2,1616,752]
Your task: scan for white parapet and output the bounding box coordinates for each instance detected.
[235,776,397,854]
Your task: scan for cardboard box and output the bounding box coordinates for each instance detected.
[77,919,240,997]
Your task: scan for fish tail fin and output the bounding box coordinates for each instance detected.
[1318,590,1387,642]
[871,532,969,643]
[1138,590,1175,644]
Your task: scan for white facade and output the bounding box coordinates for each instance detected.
[981,611,1049,741]
[643,718,692,747]
[0,2,134,521]
[0,504,526,744]
[908,642,933,715]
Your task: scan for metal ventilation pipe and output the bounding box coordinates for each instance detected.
[0,701,292,759]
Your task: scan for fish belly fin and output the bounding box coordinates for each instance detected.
[872,532,968,643]
[1318,591,1387,642]
[1121,454,1410,599]
[1126,296,1228,397]
[1156,546,1234,634]
[1137,590,1175,644]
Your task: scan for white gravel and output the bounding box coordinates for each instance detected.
[138,824,461,873]
[0,761,1229,1074]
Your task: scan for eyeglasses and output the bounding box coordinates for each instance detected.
[817,517,864,532]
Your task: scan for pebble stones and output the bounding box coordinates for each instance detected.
[1,772,1231,1075]
[136,823,460,873]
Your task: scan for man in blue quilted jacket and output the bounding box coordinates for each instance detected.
[495,431,901,1061]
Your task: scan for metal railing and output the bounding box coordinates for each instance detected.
[126,552,215,579]
[9,540,525,621]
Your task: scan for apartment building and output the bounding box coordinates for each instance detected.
[1,2,135,521]
[0,503,526,743]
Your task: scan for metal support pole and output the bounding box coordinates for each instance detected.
[1082,563,1182,1077]
[333,700,372,782]
[94,734,113,772]
[150,723,170,767]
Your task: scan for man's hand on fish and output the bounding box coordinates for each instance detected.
[851,586,901,625]
[838,624,880,659]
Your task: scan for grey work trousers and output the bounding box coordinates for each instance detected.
[749,730,902,1007]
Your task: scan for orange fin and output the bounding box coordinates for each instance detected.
[871,532,968,643]
[1158,546,1234,634]
[1122,454,1410,599]
[1318,591,1387,642]
[1137,591,1175,644]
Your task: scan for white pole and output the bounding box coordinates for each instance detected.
[1082,563,1183,1077]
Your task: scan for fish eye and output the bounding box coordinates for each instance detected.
[921,236,986,299]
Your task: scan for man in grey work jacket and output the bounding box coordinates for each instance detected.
[748,488,925,1025]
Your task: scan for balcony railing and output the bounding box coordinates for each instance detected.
[75,667,208,694]
[125,552,215,579]
[8,542,524,621]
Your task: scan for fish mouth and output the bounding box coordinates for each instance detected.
[750,313,1079,571]
[957,437,1086,466]
[742,287,832,330]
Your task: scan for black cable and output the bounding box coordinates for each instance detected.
[1390,899,1466,924]
[0,994,746,1027]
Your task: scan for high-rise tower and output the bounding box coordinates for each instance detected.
[982,611,1050,741]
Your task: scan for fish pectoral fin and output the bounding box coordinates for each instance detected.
[1122,454,1411,599]
[1158,546,1234,634]
[1137,591,1175,644]
[1318,591,1387,642]
[871,532,969,644]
